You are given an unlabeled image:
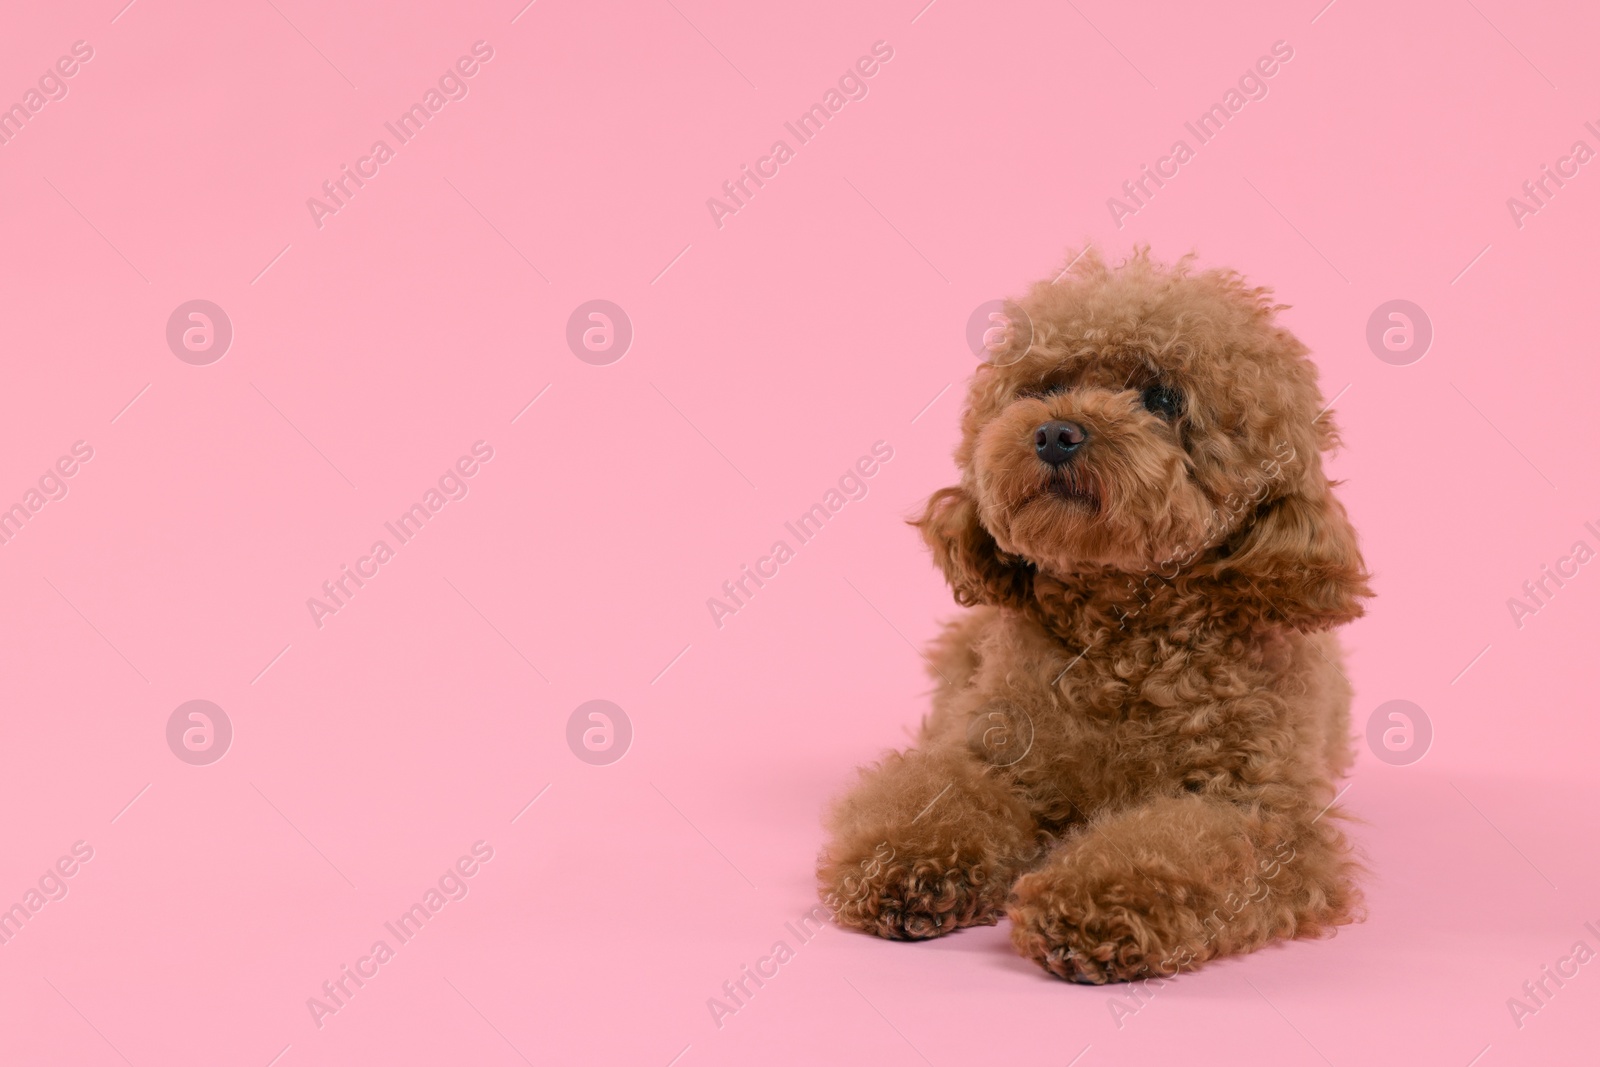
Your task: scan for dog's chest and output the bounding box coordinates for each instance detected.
[967,611,1287,797]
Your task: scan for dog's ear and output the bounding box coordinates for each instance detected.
[913,486,1033,607]
[1217,476,1371,631]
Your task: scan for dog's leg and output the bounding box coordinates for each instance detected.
[818,745,1042,940]
[1007,793,1359,983]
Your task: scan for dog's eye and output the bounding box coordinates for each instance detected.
[1141,383,1183,420]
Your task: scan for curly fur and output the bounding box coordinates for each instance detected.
[817,248,1371,983]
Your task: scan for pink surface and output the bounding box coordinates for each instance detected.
[1,1,1597,1064]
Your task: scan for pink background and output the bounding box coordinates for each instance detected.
[2,1,1597,1064]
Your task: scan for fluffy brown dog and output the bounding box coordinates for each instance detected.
[818,248,1371,983]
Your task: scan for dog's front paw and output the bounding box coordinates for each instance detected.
[1008,868,1169,984]
[821,842,1007,941]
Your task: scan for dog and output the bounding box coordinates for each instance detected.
[817,248,1371,983]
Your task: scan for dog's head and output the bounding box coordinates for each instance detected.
[918,248,1370,631]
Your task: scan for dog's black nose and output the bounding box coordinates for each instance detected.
[1034,420,1087,466]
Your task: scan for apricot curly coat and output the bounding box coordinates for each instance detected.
[817,249,1371,983]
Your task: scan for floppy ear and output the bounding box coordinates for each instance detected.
[1218,480,1371,631]
[913,486,1034,608]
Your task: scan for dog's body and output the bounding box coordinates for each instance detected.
[819,250,1370,983]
